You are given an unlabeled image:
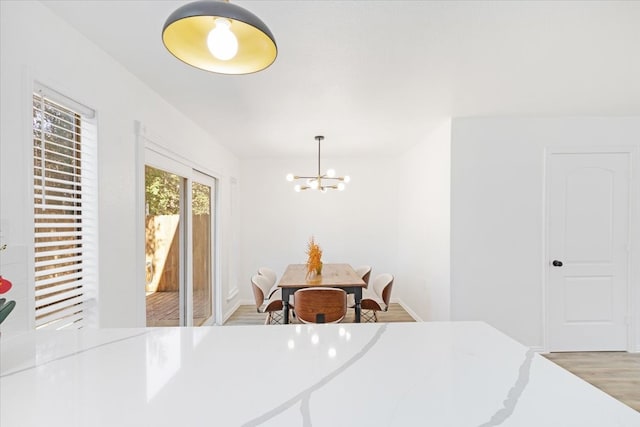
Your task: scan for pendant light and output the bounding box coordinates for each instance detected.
[286,136,351,192]
[162,0,277,75]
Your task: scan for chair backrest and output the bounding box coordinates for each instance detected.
[294,287,347,324]
[257,267,277,287]
[251,274,272,309]
[371,273,394,307]
[354,265,372,287]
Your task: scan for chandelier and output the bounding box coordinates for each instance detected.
[286,136,350,192]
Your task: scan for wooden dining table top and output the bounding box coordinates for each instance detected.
[278,263,366,288]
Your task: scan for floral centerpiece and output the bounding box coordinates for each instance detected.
[305,236,323,279]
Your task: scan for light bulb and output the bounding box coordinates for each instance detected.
[343,175,351,183]
[337,182,345,191]
[207,18,238,61]
[326,169,336,178]
[294,184,302,192]
[310,179,319,190]
[286,173,294,182]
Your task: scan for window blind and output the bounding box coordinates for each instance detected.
[32,87,98,330]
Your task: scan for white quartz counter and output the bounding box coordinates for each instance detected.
[1,321,638,426]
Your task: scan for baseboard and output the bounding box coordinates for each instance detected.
[530,346,546,353]
[223,300,241,324]
[226,287,239,302]
[393,298,423,322]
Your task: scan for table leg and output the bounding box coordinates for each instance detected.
[354,288,362,323]
[283,289,291,324]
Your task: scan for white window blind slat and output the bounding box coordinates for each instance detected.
[34,213,83,221]
[37,136,80,152]
[35,227,81,234]
[33,87,98,330]
[35,239,84,249]
[34,279,83,298]
[35,262,82,278]
[35,255,83,270]
[35,230,82,239]
[41,157,81,174]
[34,186,82,197]
[34,208,82,216]
[40,150,81,167]
[35,289,83,313]
[34,246,81,257]
[35,271,83,288]
[36,306,85,330]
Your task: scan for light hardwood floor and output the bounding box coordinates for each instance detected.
[544,351,640,412]
[225,304,639,412]
[224,303,415,325]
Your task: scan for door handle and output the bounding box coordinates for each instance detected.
[552,260,563,267]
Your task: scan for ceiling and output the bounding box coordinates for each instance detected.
[42,1,640,158]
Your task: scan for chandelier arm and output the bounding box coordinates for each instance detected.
[288,135,347,192]
[317,136,321,178]
[293,175,343,180]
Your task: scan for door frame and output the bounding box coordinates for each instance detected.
[191,169,218,326]
[135,122,222,327]
[542,146,639,353]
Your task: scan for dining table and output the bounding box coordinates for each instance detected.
[277,263,366,323]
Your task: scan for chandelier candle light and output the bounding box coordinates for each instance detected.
[286,136,350,192]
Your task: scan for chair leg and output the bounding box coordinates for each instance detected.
[361,309,377,323]
[268,310,283,325]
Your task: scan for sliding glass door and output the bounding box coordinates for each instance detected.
[192,175,214,326]
[144,152,216,327]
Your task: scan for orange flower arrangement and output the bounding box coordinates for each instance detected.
[305,236,323,278]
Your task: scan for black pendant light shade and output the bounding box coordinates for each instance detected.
[162,0,277,74]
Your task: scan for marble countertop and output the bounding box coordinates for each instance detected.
[1,321,638,426]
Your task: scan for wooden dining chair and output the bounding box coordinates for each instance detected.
[251,274,284,325]
[360,273,394,322]
[354,265,372,288]
[294,287,347,324]
[257,266,279,298]
[348,265,372,308]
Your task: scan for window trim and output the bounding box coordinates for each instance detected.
[32,83,98,330]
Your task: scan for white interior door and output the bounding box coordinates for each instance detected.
[547,151,630,351]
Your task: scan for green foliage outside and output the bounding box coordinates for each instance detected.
[145,166,211,216]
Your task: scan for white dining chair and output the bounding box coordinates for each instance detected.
[348,265,372,308]
[251,274,284,325]
[360,273,394,322]
[257,266,278,297]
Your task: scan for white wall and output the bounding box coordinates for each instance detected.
[0,1,240,330]
[395,120,451,321]
[239,156,399,303]
[451,117,640,350]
